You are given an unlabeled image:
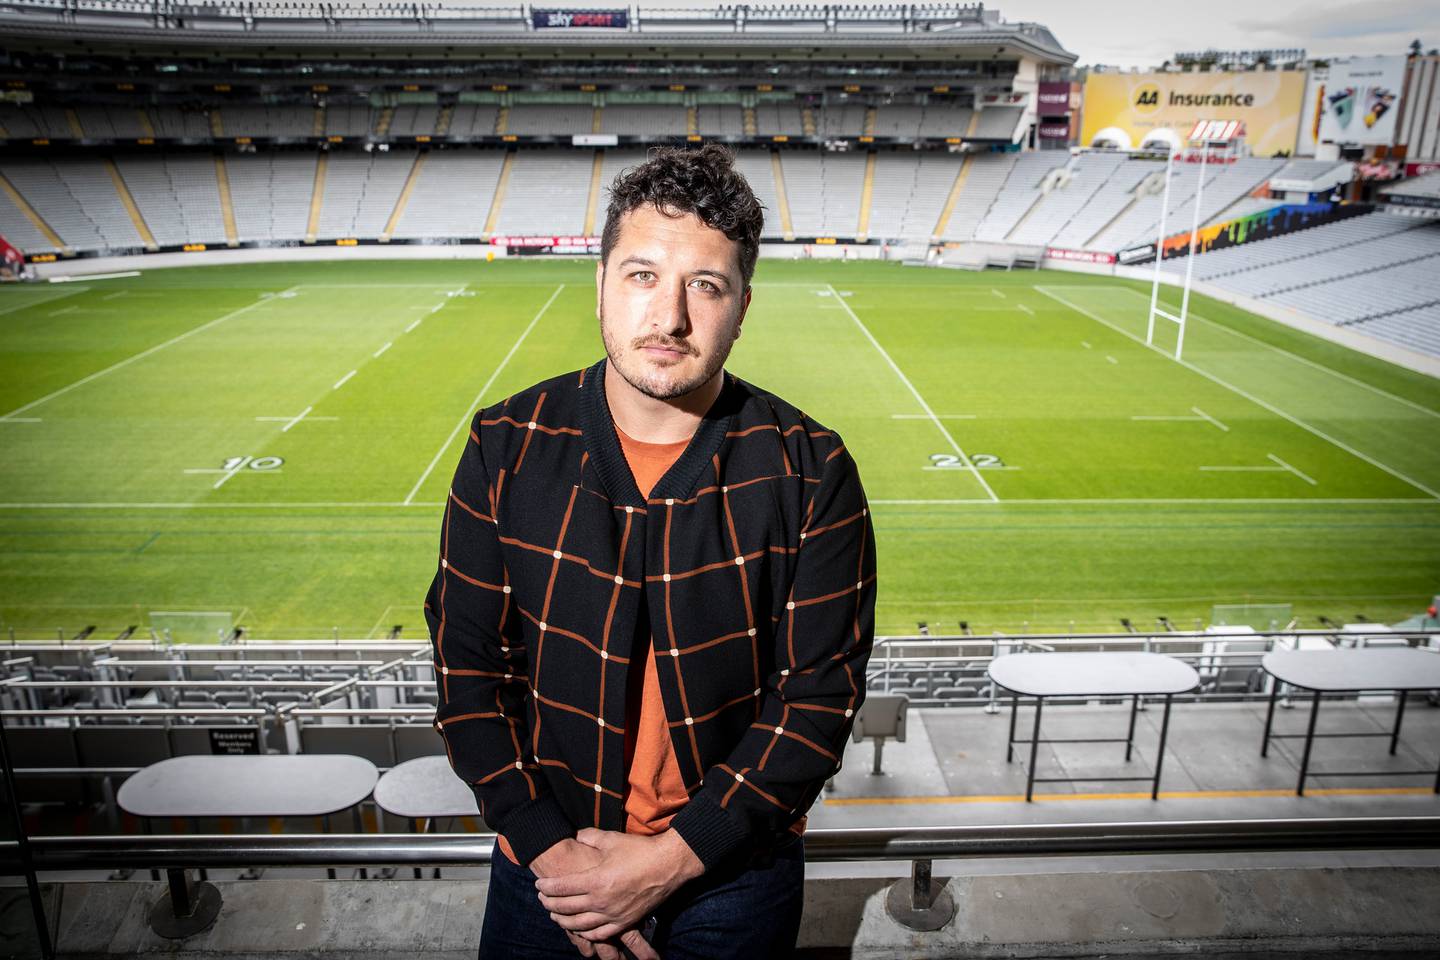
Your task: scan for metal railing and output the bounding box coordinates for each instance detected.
[3,817,1439,948]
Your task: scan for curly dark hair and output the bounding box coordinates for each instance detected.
[599,143,765,287]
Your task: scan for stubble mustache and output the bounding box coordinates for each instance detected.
[633,336,698,357]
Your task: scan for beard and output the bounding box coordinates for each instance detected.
[599,289,738,402]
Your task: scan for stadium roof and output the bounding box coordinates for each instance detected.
[0,1,1076,64]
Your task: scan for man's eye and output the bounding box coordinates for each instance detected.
[632,271,654,282]
[691,279,717,292]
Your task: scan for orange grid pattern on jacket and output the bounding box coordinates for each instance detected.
[426,359,876,871]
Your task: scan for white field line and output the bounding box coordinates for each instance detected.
[49,271,139,282]
[212,456,252,490]
[990,289,1006,299]
[924,465,1021,471]
[1268,453,1318,486]
[1200,466,1287,472]
[1062,283,1440,422]
[280,406,313,433]
[0,497,1434,509]
[1132,415,1204,422]
[404,318,423,333]
[404,283,565,505]
[373,342,392,358]
[0,417,41,423]
[1106,355,1119,365]
[102,292,127,301]
[49,305,78,317]
[1035,285,1440,501]
[1081,341,1092,349]
[257,415,336,423]
[0,287,88,316]
[1191,406,1229,432]
[1017,303,1034,316]
[891,414,977,420]
[0,289,297,421]
[828,283,998,503]
[333,370,357,390]
[1187,304,1440,422]
[367,604,398,640]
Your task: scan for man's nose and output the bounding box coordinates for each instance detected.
[648,277,689,336]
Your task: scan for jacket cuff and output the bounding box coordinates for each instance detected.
[668,792,751,872]
[490,791,576,868]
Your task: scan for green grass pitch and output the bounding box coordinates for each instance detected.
[2,257,1438,640]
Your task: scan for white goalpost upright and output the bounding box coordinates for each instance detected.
[1145,119,1244,361]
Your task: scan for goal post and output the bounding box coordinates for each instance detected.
[1146,119,1245,361]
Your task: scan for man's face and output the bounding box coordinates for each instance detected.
[597,203,751,402]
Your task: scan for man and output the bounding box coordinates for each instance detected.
[425,143,876,959]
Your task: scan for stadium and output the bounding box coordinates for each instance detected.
[0,2,1439,957]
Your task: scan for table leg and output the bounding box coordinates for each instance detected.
[353,806,367,880]
[1006,695,1018,763]
[411,818,422,880]
[324,814,335,880]
[1390,690,1408,756]
[1025,698,1043,803]
[1297,689,1321,797]
[1152,695,1174,801]
[1125,694,1139,763]
[1261,683,1279,758]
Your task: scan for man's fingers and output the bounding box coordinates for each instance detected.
[536,872,592,897]
[575,827,607,847]
[539,892,596,915]
[593,943,623,960]
[620,929,660,960]
[549,910,611,933]
[564,930,596,958]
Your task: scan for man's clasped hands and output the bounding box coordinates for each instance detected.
[530,827,706,960]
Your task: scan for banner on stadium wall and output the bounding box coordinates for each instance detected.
[490,235,601,255]
[1038,82,1072,116]
[1315,56,1405,147]
[531,9,628,28]
[1044,247,1116,264]
[0,234,25,278]
[1140,201,1373,263]
[1080,70,1306,157]
[1038,122,1071,141]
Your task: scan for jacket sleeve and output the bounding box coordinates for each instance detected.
[424,411,576,867]
[668,442,876,870]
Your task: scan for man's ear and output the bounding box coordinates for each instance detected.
[735,286,752,338]
[595,259,604,321]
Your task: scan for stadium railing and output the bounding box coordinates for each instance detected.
[3,817,1438,941]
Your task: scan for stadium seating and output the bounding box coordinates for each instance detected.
[695,104,744,137]
[973,151,1067,241]
[1,157,142,250]
[731,149,787,240]
[116,155,228,247]
[491,151,590,235]
[390,151,506,240]
[226,153,320,243]
[601,105,687,137]
[865,151,963,241]
[316,150,415,240]
[504,104,593,137]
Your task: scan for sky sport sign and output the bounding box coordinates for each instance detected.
[531,9,628,29]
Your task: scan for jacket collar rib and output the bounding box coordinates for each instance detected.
[580,357,741,507]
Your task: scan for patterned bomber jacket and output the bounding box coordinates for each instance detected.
[424,357,877,871]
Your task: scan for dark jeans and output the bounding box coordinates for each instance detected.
[478,836,805,960]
